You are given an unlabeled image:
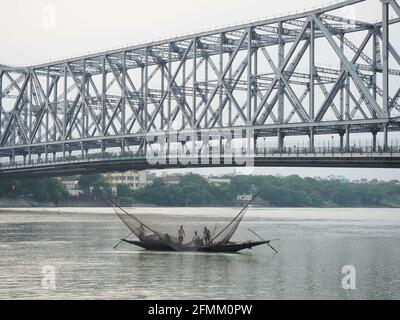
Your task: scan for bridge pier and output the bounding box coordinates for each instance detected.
[79,143,83,159]
[44,146,48,163]
[345,126,350,152]
[309,128,314,151]
[101,141,106,156]
[383,124,389,152]
[372,128,378,152]
[339,131,345,151]
[277,129,285,152]
[253,133,259,155]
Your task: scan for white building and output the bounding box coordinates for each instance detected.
[59,177,83,196]
[208,177,232,186]
[103,170,148,194]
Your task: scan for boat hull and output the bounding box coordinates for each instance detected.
[122,239,269,253]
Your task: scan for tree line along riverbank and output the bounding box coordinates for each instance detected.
[2,174,399,208]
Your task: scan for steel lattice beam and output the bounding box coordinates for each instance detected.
[1,0,400,168]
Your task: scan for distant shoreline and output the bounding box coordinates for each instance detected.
[1,204,400,211]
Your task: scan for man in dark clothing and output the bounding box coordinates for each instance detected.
[203,227,211,245]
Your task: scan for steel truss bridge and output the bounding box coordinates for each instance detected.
[2,0,400,178]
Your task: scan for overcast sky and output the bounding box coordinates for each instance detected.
[0,0,391,66]
[1,0,399,180]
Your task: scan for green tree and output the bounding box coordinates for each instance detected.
[78,174,110,195]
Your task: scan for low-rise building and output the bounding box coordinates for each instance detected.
[208,177,232,186]
[59,176,83,196]
[161,176,181,185]
[103,170,148,194]
[237,194,252,201]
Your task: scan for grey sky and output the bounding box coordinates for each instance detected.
[0,0,390,66]
[1,0,399,181]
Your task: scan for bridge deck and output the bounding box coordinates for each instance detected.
[1,150,400,179]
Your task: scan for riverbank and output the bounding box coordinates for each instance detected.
[1,197,400,209]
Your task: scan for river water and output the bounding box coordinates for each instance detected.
[0,207,399,300]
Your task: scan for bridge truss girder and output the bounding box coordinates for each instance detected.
[1,0,400,163]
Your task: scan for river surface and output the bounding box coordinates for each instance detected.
[0,207,400,300]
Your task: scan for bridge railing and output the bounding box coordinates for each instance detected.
[1,144,400,171]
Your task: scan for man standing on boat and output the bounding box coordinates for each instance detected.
[178,226,185,245]
[203,227,211,245]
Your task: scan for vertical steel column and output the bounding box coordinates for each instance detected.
[122,51,127,135]
[372,128,377,152]
[219,33,224,127]
[205,55,209,126]
[29,72,33,147]
[192,38,198,156]
[81,60,86,138]
[309,128,315,151]
[345,125,350,151]
[309,20,315,150]
[345,76,350,120]
[247,27,253,124]
[383,124,388,151]
[85,70,89,139]
[81,141,85,159]
[63,64,67,158]
[278,22,285,125]
[53,76,58,142]
[140,64,145,127]
[253,47,258,117]
[45,68,50,145]
[161,62,165,130]
[228,52,232,127]
[167,44,172,156]
[192,38,197,128]
[144,48,149,132]
[36,74,42,143]
[99,56,104,154]
[45,68,50,162]
[0,70,2,138]
[339,131,344,151]
[182,49,186,129]
[339,34,345,120]
[168,44,172,132]
[101,57,107,135]
[278,23,285,151]
[23,74,28,133]
[253,45,258,151]
[278,129,284,152]
[382,0,390,119]
[63,64,67,140]
[382,0,389,152]
[372,29,378,101]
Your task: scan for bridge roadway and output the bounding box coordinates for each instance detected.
[1,148,399,179]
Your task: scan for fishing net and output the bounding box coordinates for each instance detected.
[109,194,256,251]
[112,204,175,242]
[209,207,248,247]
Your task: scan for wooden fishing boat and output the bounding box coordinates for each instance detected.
[109,192,278,254]
[121,239,272,253]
